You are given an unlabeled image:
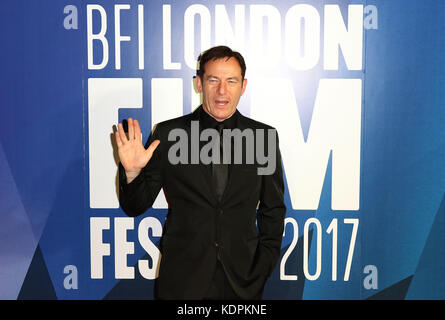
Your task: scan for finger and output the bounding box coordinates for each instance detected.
[118,123,128,144]
[128,118,135,140]
[114,127,122,147]
[147,139,160,157]
[134,119,142,142]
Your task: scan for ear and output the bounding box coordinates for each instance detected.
[195,76,203,93]
[241,78,248,95]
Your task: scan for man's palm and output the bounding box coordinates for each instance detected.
[115,118,160,174]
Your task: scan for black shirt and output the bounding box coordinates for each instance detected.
[197,105,239,180]
[198,104,239,131]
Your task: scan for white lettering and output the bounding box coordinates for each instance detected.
[163,5,181,70]
[114,217,135,279]
[88,78,143,208]
[63,265,78,289]
[90,217,110,279]
[87,5,108,70]
[89,217,163,279]
[251,78,362,210]
[151,78,184,208]
[138,5,144,70]
[214,5,245,53]
[114,5,131,70]
[364,5,378,30]
[324,5,363,70]
[184,4,211,69]
[363,265,378,289]
[284,4,320,70]
[249,5,281,69]
[138,217,163,279]
[86,4,366,71]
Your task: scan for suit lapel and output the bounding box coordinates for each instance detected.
[198,142,219,203]
[187,107,254,205]
[188,107,219,204]
[219,112,249,204]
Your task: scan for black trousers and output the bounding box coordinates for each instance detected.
[203,261,241,300]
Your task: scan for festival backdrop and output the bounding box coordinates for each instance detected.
[1,0,445,300]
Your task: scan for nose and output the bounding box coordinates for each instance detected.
[217,81,227,95]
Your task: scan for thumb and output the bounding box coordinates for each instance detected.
[146,139,160,160]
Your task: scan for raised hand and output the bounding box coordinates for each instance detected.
[115,118,160,182]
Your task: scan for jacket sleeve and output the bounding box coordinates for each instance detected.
[118,124,164,217]
[256,129,286,277]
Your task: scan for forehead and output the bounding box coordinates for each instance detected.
[203,57,242,78]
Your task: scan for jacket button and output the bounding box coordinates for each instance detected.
[219,209,223,214]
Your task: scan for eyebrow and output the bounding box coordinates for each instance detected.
[205,75,240,81]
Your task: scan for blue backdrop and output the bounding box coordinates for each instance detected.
[1,0,444,300]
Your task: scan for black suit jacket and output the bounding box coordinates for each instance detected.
[118,106,286,300]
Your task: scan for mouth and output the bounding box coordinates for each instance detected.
[214,99,229,107]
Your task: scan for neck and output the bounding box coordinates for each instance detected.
[202,105,236,122]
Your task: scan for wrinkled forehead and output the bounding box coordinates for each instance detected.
[202,57,243,78]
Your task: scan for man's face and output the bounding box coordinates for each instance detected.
[196,57,247,122]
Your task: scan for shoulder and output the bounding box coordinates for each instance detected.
[237,112,282,145]
[237,112,276,131]
[152,112,195,135]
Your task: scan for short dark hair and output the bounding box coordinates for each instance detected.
[197,46,246,80]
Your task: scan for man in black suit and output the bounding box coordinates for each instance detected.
[115,46,286,300]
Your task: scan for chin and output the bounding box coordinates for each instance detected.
[215,111,231,121]
[214,108,233,119]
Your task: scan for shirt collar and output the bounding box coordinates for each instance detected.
[198,105,239,130]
